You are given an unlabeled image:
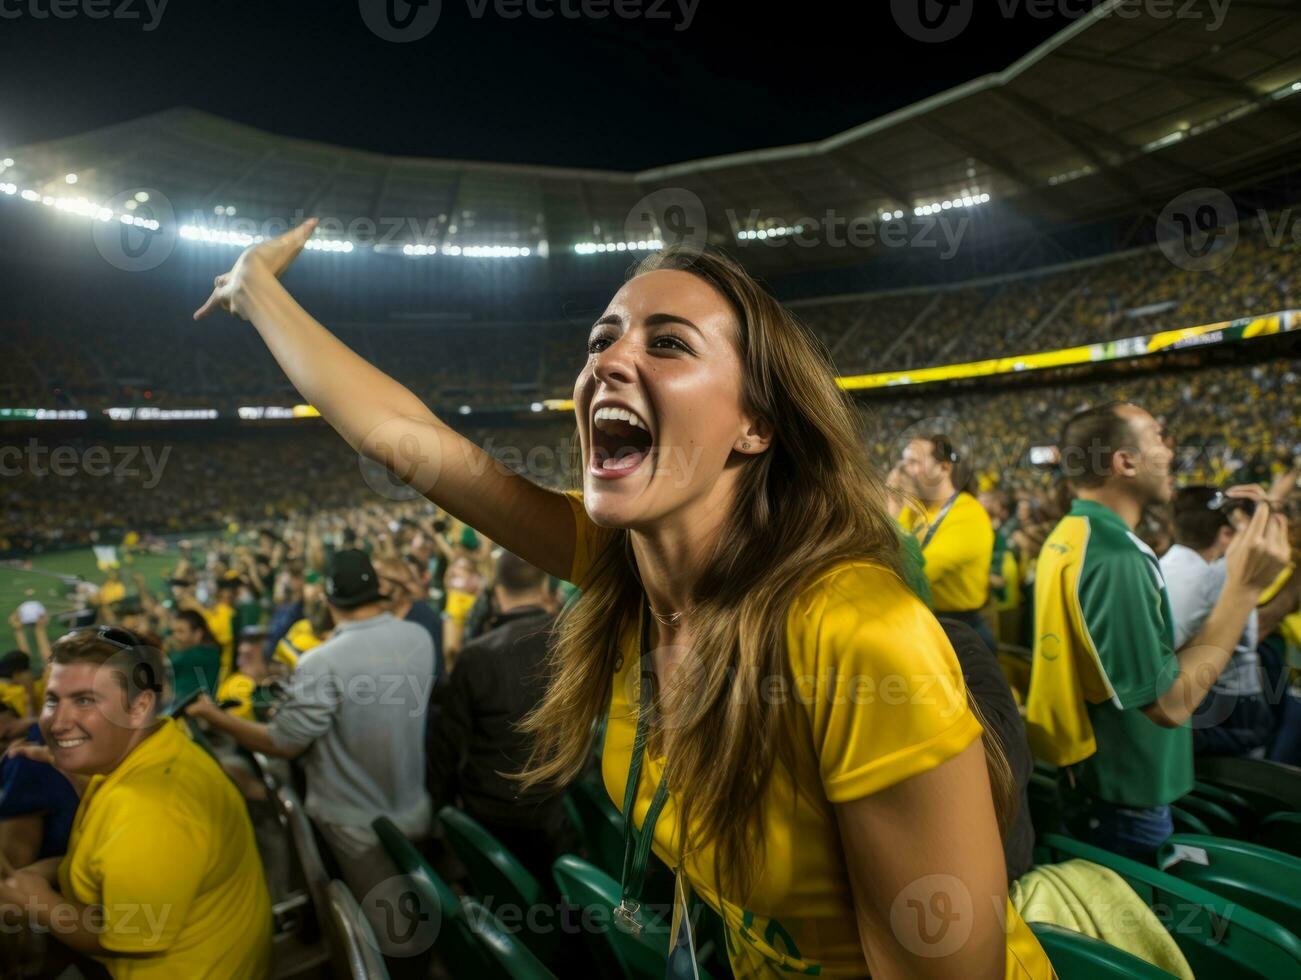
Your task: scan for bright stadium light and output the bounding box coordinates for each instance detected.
[64,173,77,184]
[574,239,662,254]
[134,191,149,203]
[914,192,990,217]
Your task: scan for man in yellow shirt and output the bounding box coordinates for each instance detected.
[0,626,271,978]
[894,433,997,650]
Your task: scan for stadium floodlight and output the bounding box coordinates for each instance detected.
[302,237,354,253]
[574,239,662,254]
[1,158,13,168]
[134,191,149,203]
[65,173,77,184]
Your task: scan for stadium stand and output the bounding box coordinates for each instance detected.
[4,3,1301,977]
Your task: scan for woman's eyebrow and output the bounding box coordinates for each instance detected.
[644,312,704,340]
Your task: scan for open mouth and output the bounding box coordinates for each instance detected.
[590,405,654,479]
[53,735,89,750]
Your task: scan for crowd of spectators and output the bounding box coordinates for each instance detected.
[3,203,1299,414]
[5,357,1293,556]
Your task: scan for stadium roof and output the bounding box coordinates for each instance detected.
[5,0,1301,276]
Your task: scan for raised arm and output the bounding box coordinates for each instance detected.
[193,220,576,581]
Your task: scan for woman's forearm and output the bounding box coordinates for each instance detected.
[240,270,440,453]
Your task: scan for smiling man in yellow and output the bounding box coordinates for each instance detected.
[0,626,271,979]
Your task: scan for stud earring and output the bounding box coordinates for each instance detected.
[742,441,751,450]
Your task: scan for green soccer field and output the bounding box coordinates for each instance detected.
[0,547,184,653]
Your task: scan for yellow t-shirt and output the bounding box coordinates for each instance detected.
[216,672,257,721]
[201,603,236,680]
[98,580,126,607]
[274,618,321,671]
[0,680,29,717]
[899,492,995,613]
[566,495,1052,979]
[59,719,272,979]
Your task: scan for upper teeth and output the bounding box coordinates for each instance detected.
[55,738,87,748]
[594,406,648,431]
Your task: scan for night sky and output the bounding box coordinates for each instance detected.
[0,0,1081,169]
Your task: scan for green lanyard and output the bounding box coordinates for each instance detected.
[916,490,960,552]
[614,601,671,936]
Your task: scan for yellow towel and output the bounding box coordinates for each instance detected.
[1011,859,1192,979]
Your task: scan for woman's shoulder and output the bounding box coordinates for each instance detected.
[790,558,923,622]
[786,558,954,668]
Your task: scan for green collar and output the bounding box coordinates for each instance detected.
[1069,497,1133,534]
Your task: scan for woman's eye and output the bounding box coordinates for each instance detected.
[651,335,690,352]
[586,336,612,355]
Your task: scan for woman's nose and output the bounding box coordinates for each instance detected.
[591,335,637,386]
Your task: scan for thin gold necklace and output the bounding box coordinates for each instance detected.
[648,605,687,628]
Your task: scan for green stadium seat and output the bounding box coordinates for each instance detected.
[371,816,505,979]
[1189,782,1258,835]
[1039,833,1301,978]
[1033,759,1059,780]
[561,796,585,856]
[551,854,682,980]
[437,806,557,961]
[1157,834,1301,938]
[1257,812,1301,859]
[463,898,559,980]
[1171,793,1241,838]
[1169,803,1213,837]
[325,879,391,980]
[568,770,626,877]
[1027,771,1063,839]
[1196,757,1301,816]
[256,755,331,944]
[1030,922,1177,978]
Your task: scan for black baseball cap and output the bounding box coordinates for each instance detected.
[325,549,383,609]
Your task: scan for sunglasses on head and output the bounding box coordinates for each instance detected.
[60,625,143,652]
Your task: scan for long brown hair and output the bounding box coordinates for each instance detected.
[518,245,1014,900]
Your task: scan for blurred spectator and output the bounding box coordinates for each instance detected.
[188,549,434,962]
[167,610,221,709]
[376,557,444,685]
[894,434,996,650]
[0,723,78,869]
[427,550,575,890]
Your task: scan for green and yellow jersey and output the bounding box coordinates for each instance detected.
[1026,499,1191,807]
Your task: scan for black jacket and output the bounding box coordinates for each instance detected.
[939,618,1035,883]
[426,605,561,827]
